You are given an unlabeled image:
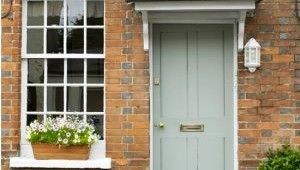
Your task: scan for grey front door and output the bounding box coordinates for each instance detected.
[153,24,234,170]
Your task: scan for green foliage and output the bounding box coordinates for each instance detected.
[26,116,99,146]
[259,145,300,170]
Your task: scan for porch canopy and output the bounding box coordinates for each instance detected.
[127,0,256,51]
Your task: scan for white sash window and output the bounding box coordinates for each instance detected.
[20,0,105,159]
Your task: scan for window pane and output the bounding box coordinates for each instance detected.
[87,87,103,112]
[47,29,64,53]
[47,87,64,111]
[68,114,83,121]
[87,29,103,54]
[27,29,43,53]
[27,87,44,111]
[87,0,104,25]
[67,0,84,26]
[87,115,103,140]
[87,59,104,83]
[67,87,83,112]
[27,1,44,26]
[67,29,83,53]
[27,114,43,126]
[47,1,64,26]
[67,59,83,83]
[28,59,44,83]
[46,114,63,119]
[48,59,64,83]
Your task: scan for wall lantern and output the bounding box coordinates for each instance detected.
[244,38,261,73]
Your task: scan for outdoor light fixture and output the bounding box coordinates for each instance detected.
[244,38,261,73]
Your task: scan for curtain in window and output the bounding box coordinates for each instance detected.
[68,87,83,112]
[28,2,102,18]
[27,1,64,17]
[47,2,64,17]
[27,1,43,17]
[87,1,103,18]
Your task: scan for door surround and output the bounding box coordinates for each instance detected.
[135,2,256,170]
[146,11,244,170]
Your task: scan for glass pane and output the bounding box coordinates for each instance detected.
[46,114,64,119]
[87,59,104,83]
[27,87,44,111]
[27,1,44,26]
[47,87,64,111]
[27,114,43,126]
[67,87,83,112]
[87,0,104,25]
[28,59,44,83]
[67,0,84,26]
[67,59,83,83]
[67,114,83,121]
[87,29,103,54]
[47,29,64,53]
[87,87,103,112]
[87,115,103,140]
[27,29,43,53]
[47,1,64,26]
[67,29,84,53]
[48,59,64,83]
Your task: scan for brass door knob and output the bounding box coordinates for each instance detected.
[154,122,165,128]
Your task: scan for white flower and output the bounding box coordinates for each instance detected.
[38,125,44,132]
[30,122,38,131]
[53,126,59,131]
[63,139,68,144]
[25,116,100,145]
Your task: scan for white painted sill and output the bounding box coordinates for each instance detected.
[10,157,112,169]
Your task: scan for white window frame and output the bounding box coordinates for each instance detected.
[20,0,106,159]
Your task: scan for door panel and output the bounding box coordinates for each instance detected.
[160,32,188,119]
[153,24,234,170]
[161,138,187,170]
[198,136,225,170]
[197,31,224,118]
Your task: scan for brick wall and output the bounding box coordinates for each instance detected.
[105,0,150,169]
[1,0,22,169]
[1,0,300,170]
[239,0,300,169]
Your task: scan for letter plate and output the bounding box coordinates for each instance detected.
[180,124,204,132]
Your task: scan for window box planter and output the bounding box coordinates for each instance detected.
[26,116,99,160]
[32,144,90,160]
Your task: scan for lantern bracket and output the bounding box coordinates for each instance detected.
[141,11,149,51]
[238,10,247,52]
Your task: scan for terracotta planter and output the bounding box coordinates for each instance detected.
[32,144,90,160]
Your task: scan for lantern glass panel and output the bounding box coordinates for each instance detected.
[250,48,256,64]
[245,48,250,63]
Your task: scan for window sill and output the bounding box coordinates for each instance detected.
[10,157,111,169]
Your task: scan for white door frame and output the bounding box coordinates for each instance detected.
[148,18,238,170]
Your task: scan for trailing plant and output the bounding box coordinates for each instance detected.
[26,116,99,146]
[259,145,300,170]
